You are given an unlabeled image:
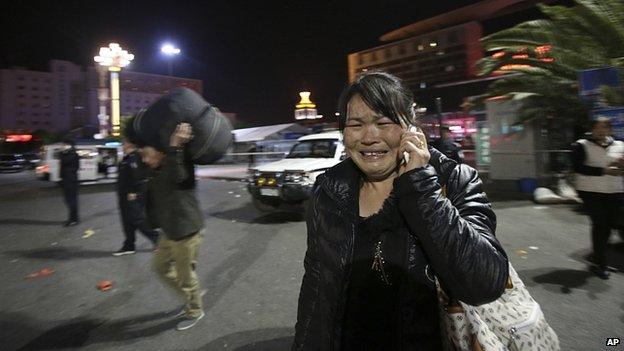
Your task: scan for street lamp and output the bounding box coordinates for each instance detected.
[161,43,180,76]
[94,43,134,137]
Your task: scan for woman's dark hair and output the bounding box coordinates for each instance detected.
[337,71,416,131]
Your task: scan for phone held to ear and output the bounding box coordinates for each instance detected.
[403,126,418,164]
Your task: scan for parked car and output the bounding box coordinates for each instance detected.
[0,154,27,172]
[247,131,345,212]
[22,152,41,170]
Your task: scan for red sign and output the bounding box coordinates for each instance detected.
[6,134,33,142]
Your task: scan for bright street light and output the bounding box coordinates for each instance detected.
[161,43,181,56]
[94,43,134,137]
[160,43,181,76]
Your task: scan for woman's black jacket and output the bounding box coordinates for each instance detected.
[292,148,509,350]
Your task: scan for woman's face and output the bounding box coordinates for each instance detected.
[343,94,404,181]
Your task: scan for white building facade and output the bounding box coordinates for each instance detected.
[0,60,202,134]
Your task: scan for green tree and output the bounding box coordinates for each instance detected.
[478,0,624,131]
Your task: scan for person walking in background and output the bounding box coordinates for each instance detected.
[248,144,257,169]
[439,126,463,163]
[138,123,206,331]
[572,117,624,279]
[59,138,79,227]
[113,136,159,256]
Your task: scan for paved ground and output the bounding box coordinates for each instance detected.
[0,169,622,350]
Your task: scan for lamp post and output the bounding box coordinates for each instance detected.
[161,43,180,76]
[94,43,134,137]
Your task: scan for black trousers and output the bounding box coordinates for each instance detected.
[118,194,158,249]
[577,191,622,268]
[61,180,79,222]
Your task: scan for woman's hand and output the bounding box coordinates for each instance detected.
[398,119,430,176]
[170,123,193,148]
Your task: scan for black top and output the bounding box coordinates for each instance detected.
[117,151,148,195]
[59,147,79,182]
[342,193,406,350]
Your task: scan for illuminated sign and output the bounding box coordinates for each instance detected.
[6,134,33,142]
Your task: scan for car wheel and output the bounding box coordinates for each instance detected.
[252,197,279,212]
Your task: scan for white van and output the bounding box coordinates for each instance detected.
[247,131,345,211]
[36,142,123,184]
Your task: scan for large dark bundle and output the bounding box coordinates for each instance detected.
[128,87,233,164]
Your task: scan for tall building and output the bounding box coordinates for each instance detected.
[0,60,202,134]
[347,0,548,113]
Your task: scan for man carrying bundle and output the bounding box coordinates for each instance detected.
[128,87,232,331]
[141,122,205,330]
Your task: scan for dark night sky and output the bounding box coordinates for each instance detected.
[1,0,482,126]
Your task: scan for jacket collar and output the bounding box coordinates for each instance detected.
[587,136,614,148]
[319,147,455,216]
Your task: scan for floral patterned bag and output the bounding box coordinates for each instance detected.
[436,263,560,351]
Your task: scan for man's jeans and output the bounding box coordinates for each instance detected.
[153,232,204,317]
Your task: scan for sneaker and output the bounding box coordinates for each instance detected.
[176,311,205,331]
[113,248,136,256]
[63,220,79,227]
[172,289,207,318]
[590,265,610,280]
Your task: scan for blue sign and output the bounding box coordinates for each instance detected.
[591,107,624,140]
[579,67,620,99]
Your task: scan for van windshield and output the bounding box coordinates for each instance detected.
[286,140,337,159]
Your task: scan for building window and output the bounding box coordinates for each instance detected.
[18,76,25,81]
[358,54,365,65]
[18,86,25,90]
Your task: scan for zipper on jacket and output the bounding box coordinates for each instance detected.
[331,221,357,350]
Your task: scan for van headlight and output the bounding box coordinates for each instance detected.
[284,171,305,183]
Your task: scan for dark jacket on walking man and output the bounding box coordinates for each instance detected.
[139,123,206,331]
[113,138,159,256]
[60,139,79,226]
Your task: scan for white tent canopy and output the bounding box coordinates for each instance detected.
[232,123,308,142]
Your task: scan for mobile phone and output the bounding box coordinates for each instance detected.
[403,125,419,164]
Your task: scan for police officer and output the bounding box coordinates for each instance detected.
[113,137,159,256]
[60,138,79,227]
